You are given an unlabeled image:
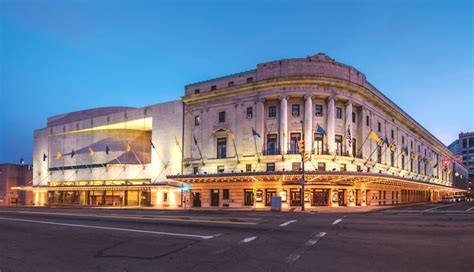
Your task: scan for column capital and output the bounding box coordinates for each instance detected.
[256,97,266,104]
[304,94,313,100]
[279,95,289,101]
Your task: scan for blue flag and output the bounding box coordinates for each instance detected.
[20,157,24,164]
[316,124,326,135]
[383,136,389,146]
[252,128,261,138]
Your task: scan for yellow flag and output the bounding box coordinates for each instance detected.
[175,136,180,147]
[56,151,62,160]
[126,144,132,152]
[88,147,94,157]
[369,131,381,143]
[455,172,460,177]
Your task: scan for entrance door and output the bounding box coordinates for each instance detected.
[312,189,329,206]
[338,190,346,206]
[192,192,201,207]
[290,189,301,206]
[210,189,219,207]
[244,190,254,206]
[265,189,277,206]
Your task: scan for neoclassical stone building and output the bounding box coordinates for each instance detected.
[171,53,466,208]
[19,53,467,209]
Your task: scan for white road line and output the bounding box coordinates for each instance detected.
[332,218,343,225]
[466,206,474,212]
[280,220,297,227]
[240,236,257,243]
[287,232,327,263]
[423,203,459,212]
[0,216,217,239]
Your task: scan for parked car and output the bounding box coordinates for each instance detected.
[439,196,456,203]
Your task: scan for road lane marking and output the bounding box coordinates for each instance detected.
[0,216,218,239]
[240,236,257,243]
[332,218,342,225]
[280,220,297,227]
[0,210,257,225]
[466,206,474,212]
[287,232,327,264]
[423,203,459,212]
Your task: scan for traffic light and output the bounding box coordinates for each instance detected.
[298,140,305,153]
[303,152,310,163]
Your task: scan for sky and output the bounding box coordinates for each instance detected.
[0,0,473,164]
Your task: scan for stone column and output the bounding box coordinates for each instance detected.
[327,97,336,155]
[345,102,353,156]
[304,95,313,153]
[255,98,265,157]
[279,96,288,155]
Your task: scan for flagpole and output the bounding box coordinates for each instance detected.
[253,135,260,163]
[193,136,205,166]
[356,132,371,158]
[228,131,240,164]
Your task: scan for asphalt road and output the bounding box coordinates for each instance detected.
[0,203,473,272]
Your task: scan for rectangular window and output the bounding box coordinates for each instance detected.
[462,139,468,148]
[377,146,382,163]
[292,104,300,116]
[411,141,413,149]
[352,138,357,157]
[244,189,254,206]
[315,105,323,116]
[289,133,301,154]
[266,163,275,172]
[401,155,405,170]
[366,115,370,126]
[193,167,199,174]
[245,164,252,172]
[217,138,227,159]
[391,130,394,139]
[246,77,253,83]
[390,151,395,167]
[194,115,200,126]
[246,107,253,119]
[223,189,229,200]
[377,122,381,132]
[194,89,200,94]
[228,81,234,87]
[314,133,324,155]
[211,85,217,91]
[352,112,356,123]
[336,107,342,119]
[266,134,278,155]
[402,135,405,145]
[218,111,226,123]
[317,162,326,171]
[335,135,343,155]
[268,106,277,118]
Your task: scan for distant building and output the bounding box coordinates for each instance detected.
[448,139,459,155]
[458,132,474,193]
[0,164,33,206]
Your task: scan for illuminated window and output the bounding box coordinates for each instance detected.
[335,135,343,155]
[266,134,278,155]
[314,133,324,155]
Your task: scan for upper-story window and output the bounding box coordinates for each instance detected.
[246,77,253,83]
[377,122,382,132]
[391,129,394,139]
[268,106,277,118]
[228,81,234,87]
[194,115,200,126]
[194,89,200,94]
[411,141,413,149]
[335,135,343,155]
[366,115,370,126]
[336,107,342,119]
[217,138,227,159]
[246,107,253,119]
[218,111,226,123]
[315,105,323,116]
[211,85,217,91]
[402,135,405,145]
[352,112,356,123]
[292,104,300,117]
[463,139,468,148]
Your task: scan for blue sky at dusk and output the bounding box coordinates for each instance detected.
[0,0,473,163]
